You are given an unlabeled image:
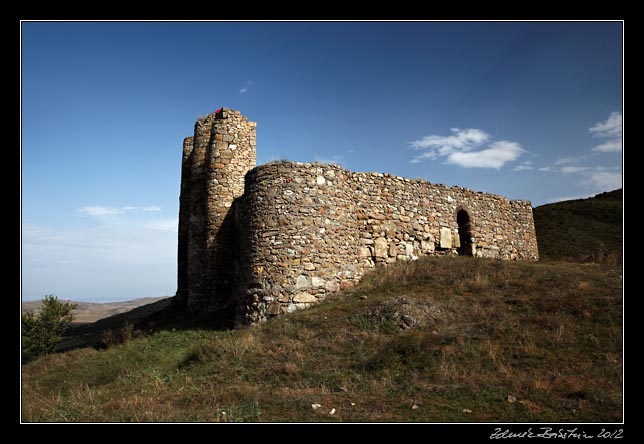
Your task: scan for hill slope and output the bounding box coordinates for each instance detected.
[533,189,622,262]
[21,257,622,423]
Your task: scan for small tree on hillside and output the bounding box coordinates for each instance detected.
[22,295,76,356]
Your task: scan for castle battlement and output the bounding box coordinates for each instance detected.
[177,109,538,326]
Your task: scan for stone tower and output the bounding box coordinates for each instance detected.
[176,108,256,315]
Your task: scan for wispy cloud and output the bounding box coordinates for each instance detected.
[512,160,534,172]
[545,193,596,204]
[538,112,622,172]
[590,111,622,153]
[78,206,125,217]
[581,170,622,190]
[145,218,178,231]
[410,128,526,169]
[536,112,622,202]
[560,166,591,174]
[558,165,622,191]
[123,206,161,212]
[555,156,585,166]
[538,162,621,193]
[239,80,254,94]
[23,221,177,302]
[78,205,161,218]
[592,139,622,153]
[24,208,176,302]
[314,154,344,165]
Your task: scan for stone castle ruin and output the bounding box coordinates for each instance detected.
[176,108,539,327]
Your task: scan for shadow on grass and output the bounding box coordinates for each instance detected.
[49,297,235,356]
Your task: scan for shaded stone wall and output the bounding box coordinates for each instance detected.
[178,109,256,316]
[177,109,538,326]
[175,136,194,308]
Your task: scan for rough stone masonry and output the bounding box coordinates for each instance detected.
[176,108,539,327]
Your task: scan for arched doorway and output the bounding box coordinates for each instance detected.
[456,209,474,256]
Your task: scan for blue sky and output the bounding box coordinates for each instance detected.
[21,21,623,302]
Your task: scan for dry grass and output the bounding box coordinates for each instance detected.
[22,257,622,422]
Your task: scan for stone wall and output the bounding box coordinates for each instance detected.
[231,162,538,326]
[177,109,538,327]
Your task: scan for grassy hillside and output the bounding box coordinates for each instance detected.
[21,257,622,422]
[533,189,622,262]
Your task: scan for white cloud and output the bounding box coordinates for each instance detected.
[538,166,552,172]
[411,128,489,157]
[446,141,526,169]
[410,129,525,169]
[589,111,622,139]
[589,111,622,153]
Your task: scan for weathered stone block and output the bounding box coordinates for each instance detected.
[293,292,317,303]
[440,227,452,248]
[374,237,388,258]
[325,280,340,292]
[295,275,309,289]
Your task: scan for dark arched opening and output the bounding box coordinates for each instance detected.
[456,209,474,256]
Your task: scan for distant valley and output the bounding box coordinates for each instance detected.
[22,297,170,324]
